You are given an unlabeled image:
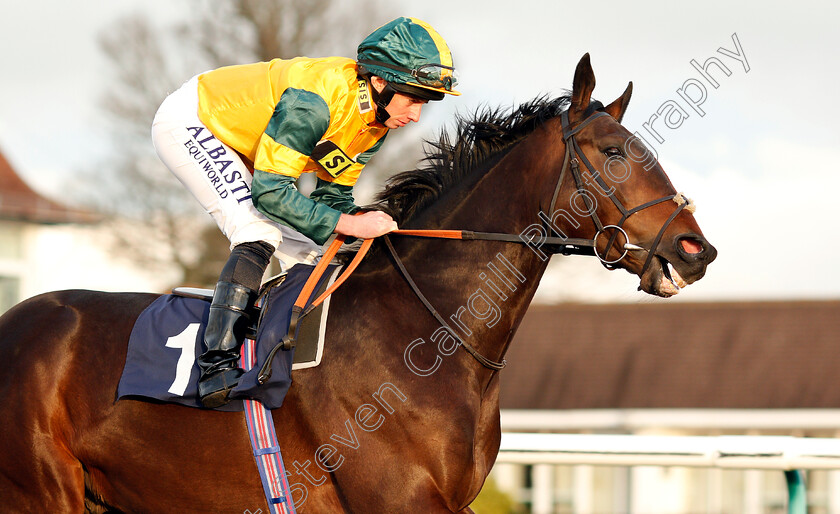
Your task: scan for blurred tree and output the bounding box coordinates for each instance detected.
[85,0,426,288]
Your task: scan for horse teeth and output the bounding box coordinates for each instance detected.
[669,263,688,288]
[659,274,680,296]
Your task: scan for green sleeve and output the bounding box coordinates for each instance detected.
[309,178,360,215]
[265,88,330,156]
[251,170,341,245]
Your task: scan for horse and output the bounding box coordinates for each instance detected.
[0,54,716,513]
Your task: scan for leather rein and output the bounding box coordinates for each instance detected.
[257,109,690,382]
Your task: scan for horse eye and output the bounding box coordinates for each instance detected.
[604,147,622,157]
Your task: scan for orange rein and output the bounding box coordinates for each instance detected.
[296,229,457,313]
[259,228,500,382]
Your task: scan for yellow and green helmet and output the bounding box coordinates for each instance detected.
[357,17,460,101]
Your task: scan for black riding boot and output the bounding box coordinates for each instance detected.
[197,281,257,407]
[196,240,275,407]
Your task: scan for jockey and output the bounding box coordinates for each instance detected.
[152,17,459,408]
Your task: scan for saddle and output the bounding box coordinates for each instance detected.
[171,270,332,371]
[118,234,372,411]
[116,263,341,411]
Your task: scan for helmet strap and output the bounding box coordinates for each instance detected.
[370,80,396,125]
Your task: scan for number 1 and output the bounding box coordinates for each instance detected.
[165,323,200,396]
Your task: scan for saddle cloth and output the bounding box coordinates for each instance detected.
[116,263,340,411]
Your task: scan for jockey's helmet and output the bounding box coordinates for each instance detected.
[357,17,460,102]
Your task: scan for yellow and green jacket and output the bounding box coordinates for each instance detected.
[197,56,389,244]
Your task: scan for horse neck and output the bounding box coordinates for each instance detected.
[388,125,564,383]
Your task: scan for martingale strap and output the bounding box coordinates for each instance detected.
[383,235,506,371]
[258,223,598,382]
[255,221,600,377]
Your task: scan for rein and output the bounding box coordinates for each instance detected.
[257,109,692,381]
[257,234,372,383]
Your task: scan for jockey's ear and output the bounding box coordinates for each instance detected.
[569,53,595,119]
[604,82,633,123]
[370,75,387,93]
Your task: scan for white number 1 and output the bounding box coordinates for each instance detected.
[165,323,200,396]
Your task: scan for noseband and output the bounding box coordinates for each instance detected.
[555,109,690,276]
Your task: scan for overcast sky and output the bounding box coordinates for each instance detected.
[1,0,837,303]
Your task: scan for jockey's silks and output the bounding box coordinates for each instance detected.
[197,57,388,188]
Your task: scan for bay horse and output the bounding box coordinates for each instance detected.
[0,54,715,512]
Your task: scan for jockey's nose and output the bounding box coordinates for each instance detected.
[408,103,423,123]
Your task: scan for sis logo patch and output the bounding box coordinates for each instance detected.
[311,140,354,178]
[357,79,372,113]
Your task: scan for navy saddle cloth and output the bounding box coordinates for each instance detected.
[117,263,337,412]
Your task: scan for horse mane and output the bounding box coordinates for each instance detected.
[370,93,572,224]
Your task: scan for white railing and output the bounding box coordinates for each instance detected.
[498,432,840,469]
[497,433,840,514]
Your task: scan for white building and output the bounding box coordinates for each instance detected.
[0,149,176,314]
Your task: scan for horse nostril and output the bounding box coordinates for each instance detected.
[675,234,715,263]
[680,238,703,254]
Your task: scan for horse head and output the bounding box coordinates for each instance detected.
[553,53,717,297]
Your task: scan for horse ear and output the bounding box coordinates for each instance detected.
[604,81,633,122]
[570,53,596,113]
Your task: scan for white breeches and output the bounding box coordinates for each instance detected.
[151,75,321,270]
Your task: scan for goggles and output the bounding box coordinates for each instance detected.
[358,60,459,91]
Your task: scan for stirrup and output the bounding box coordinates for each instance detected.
[198,366,244,408]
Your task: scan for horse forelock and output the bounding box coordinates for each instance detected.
[370,93,577,225]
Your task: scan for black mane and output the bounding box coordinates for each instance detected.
[371,93,572,224]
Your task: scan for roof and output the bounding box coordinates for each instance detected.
[500,300,840,410]
[0,148,99,224]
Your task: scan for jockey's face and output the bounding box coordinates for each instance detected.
[382,93,427,129]
[370,76,428,129]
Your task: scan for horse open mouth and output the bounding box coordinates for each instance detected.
[642,255,688,298]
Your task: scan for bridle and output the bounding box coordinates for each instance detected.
[368,108,692,373]
[257,108,694,383]
[557,109,691,276]
[382,109,692,372]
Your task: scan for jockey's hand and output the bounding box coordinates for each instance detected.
[335,211,398,239]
